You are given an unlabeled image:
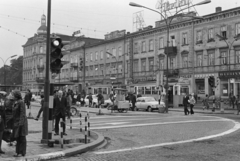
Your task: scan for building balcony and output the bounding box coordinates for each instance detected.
[133,71,155,77]
[36,77,45,83]
[70,62,78,68]
[164,69,179,77]
[70,77,79,82]
[164,46,177,56]
[37,65,44,71]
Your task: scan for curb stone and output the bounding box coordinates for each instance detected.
[14,131,104,161]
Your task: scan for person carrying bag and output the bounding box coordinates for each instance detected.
[188,93,196,115]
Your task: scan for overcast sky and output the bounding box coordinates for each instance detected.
[0,0,239,67]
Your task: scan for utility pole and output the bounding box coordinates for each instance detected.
[42,0,51,142]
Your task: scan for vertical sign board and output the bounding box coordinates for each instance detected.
[129,38,134,80]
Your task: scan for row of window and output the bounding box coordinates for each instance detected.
[133,23,240,54]
[23,58,43,69]
[23,72,44,81]
[85,46,123,62]
[24,46,44,57]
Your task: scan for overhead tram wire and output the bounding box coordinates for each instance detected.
[0,13,109,35]
[0,26,29,38]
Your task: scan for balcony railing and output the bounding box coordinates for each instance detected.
[164,46,177,56]
[37,65,44,71]
[70,77,79,82]
[70,62,78,68]
[133,71,155,77]
[36,77,45,83]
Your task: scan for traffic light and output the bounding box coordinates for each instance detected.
[50,37,63,74]
[208,76,215,87]
[79,57,83,71]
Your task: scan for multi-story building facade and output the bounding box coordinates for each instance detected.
[24,6,240,102]
[22,15,102,93]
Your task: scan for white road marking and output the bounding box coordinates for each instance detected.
[70,115,145,120]
[70,117,171,125]
[94,117,240,154]
[68,118,228,130]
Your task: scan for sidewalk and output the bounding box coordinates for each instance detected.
[1,115,104,161]
[31,101,239,115]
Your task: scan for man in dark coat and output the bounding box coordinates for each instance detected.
[131,93,137,111]
[24,89,32,109]
[53,90,68,135]
[182,93,190,115]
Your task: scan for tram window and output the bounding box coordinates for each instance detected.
[145,87,151,94]
[152,87,158,94]
[103,88,107,94]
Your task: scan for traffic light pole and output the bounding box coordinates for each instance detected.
[42,0,51,142]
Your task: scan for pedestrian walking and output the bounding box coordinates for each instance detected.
[0,99,6,154]
[96,91,104,108]
[182,93,189,115]
[216,96,221,109]
[130,93,136,111]
[34,95,44,121]
[12,90,28,157]
[66,92,72,119]
[87,93,93,107]
[202,94,209,110]
[24,89,32,109]
[53,90,67,136]
[80,90,86,107]
[188,93,196,115]
[236,95,240,115]
[231,94,236,109]
[4,93,15,129]
[212,95,216,112]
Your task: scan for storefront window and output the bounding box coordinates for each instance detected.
[195,79,205,95]
[221,82,228,96]
[145,87,151,94]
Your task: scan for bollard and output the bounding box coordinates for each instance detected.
[70,118,72,130]
[79,112,82,132]
[60,121,64,148]
[88,116,90,136]
[85,116,87,144]
[98,104,102,115]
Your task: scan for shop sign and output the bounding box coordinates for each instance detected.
[133,76,156,83]
[178,77,190,84]
[219,70,240,79]
[195,73,214,78]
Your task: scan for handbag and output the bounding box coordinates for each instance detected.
[3,129,12,142]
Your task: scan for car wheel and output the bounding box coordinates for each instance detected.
[147,107,152,112]
[70,107,77,116]
[136,107,139,111]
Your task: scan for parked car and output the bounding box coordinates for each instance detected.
[135,97,165,112]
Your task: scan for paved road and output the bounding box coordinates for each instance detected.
[48,113,239,161]
[30,102,240,161]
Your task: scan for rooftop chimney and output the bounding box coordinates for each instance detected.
[216,7,222,13]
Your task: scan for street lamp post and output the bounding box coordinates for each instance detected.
[129,0,211,113]
[0,55,17,91]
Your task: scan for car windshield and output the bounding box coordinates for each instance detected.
[145,97,156,102]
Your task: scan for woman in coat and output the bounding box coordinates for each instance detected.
[12,90,28,157]
[0,100,6,154]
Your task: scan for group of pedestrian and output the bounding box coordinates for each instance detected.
[182,93,196,115]
[0,90,28,157]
